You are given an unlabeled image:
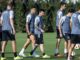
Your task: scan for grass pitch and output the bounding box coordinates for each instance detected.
[0,33,80,60]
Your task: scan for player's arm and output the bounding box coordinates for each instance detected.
[70,18,72,30]
[58,11,63,28]
[59,17,63,37]
[0,18,1,25]
[26,15,31,35]
[78,15,80,23]
[9,11,15,34]
[0,14,3,25]
[35,17,44,33]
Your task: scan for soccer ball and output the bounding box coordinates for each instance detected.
[74,44,80,49]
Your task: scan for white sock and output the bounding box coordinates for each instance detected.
[64,49,67,54]
[20,48,25,54]
[55,49,59,54]
[67,57,70,60]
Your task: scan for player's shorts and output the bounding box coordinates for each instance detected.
[2,30,15,41]
[0,31,2,41]
[71,34,80,44]
[35,34,44,44]
[56,27,62,39]
[63,33,71,41]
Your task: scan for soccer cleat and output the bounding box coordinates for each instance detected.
[33,54,40,58]
[54,53,63,57]
[14,56,23,60]
[19,52,26,57]
[42,54,50,58]
[28,53,40,58]
[71,51,75,57]
[32,53,40,58]
[1,57,6,60]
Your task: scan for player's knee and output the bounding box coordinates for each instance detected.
[30,35,35,40]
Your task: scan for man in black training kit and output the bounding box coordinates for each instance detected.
[0,4,22,60]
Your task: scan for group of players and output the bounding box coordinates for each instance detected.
[0,2,80,60]
[0,2,50,60]
[55,2,80,60]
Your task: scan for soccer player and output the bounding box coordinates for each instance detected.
[19,7,39,57]
[55,2,66,56]
[0,4,22,60]
[34,9,50,58]
[0,10,2,53]
[59,9,75,57]
[67,7,80,60]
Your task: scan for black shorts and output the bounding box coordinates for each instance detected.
[35,34,44,44]
[63,33,71,41]
[0,32,2,41]
[71,34,80,44]
[2,30,15,41]
[56,28,62,39]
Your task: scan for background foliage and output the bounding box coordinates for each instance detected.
[0,0,80,32]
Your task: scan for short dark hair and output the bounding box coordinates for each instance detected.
[60,2,66,6]
[68,8,75,13]
[7,3,13,8]
[30,6,36,9]
[39,9,45,13]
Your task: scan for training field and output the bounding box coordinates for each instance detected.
[0,33,80,60]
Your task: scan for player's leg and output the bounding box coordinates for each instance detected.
[40,44,45,55]
[55,29,62,56]
[29,34,39,57]
[63,34,68,57]
[64,41,68,56]
[23,39,31,49]
[67,40,71,52]
[0,42,1,53]
[67,43,75,60]
[39,44,50,58]
[11,41,17,57]
[10,33,23,60]
[19,34,34,57]
[68,41,75,57]
[19,38,31,57]
[29,34,36,50]
[1,31,8,60]
[1,41,7,60]
[19,34,38,57]
[67,34,77,60]
[11,41,23,60]
[78,35,80,59]
[63,34,72,57]
[39,34,50,58]
[67,34,75,57]
[0,31,2,53]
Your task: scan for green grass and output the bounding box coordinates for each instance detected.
[0,33,80,60]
